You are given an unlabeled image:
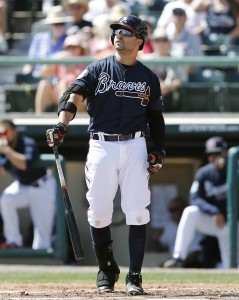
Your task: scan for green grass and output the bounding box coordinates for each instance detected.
[0,271,238,284]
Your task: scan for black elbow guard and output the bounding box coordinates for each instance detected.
[58,84,85,120]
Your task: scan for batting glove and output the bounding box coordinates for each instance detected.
[147,150,166,174]
[46,122,68,148]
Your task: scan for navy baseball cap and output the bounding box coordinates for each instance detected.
[172,8,186,16]
[205,136,228,154]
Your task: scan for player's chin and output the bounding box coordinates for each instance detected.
[115,42,124,49]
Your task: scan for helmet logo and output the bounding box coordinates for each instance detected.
[120,16,128,24]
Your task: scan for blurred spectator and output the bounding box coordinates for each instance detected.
[138,0,167,13]
[192,0,239,52]
[0,119,56,250]
[88,13,115,58]
[83,0,131,22]
[35,33,88,113]
[168,8,203,57]
[138,14,155,54]
[110,2,130,22]
[42,0,61,16]
[0,0,8,54]
[86,3,132,58]
[157,0,207,36]
[22,5,73,78]
[62,0,92,35]
[127,0,149,17]
[142,28,185,111]
[167,7,204,76]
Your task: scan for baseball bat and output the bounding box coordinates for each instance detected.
[53,146,85,260]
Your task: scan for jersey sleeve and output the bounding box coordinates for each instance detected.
[72,62,99,99]
[23,136,40,169]
[148,72,164,111]
[189,170,221,216]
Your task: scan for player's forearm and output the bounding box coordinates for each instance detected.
[4,147,27,170]
[148,110,165,152]
[58,111,74,127]
[58,93,84,126]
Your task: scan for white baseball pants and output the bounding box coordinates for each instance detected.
[0,171,56,249]
[173,205,237,268]
[85,137,150,228]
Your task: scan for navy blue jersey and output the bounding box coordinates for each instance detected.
[0,135,46,185]
[73,55,164,134]
[189,163,227,219]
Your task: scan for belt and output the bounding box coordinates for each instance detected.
[90,131,145,141]
[30,174,48,187]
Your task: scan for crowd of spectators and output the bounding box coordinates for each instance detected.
[2,0,239,57]
[1,0,239,114]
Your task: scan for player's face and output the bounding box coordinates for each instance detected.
[113,29,142,51]
[207,151,227,170]
[0,125,17,147]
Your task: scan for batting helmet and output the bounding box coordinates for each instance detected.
[205,136,228,154]
[110,15,148,51]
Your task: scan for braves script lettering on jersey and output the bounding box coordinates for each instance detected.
[73,55,163,134]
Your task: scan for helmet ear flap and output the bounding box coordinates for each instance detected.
[111,33,115,46]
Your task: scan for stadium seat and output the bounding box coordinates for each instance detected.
[221,83,239,112]
[189,68,225,83]
[224,70,239,83]
[4,83,38,112]
[177,83,221,112]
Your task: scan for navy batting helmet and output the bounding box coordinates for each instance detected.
[110,15,148,51]
[205,136,228,154]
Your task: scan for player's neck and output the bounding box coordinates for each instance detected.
[115,52,137,66]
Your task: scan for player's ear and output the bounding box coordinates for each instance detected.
[137,38,143,49]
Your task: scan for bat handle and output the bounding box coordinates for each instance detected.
[53,146,59,159]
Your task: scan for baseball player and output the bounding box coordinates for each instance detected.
[46,15,165,295]
[163,136,229,268]
[0,119,56,250]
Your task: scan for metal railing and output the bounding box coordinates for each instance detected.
[227,146,239,268]
[0,55,239,67]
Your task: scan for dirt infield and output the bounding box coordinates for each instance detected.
[1,266,239,299]
[1,282,239,299]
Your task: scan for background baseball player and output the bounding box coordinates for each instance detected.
[163,136,229,268]
[46,15,165,295]
[0,119,56,250]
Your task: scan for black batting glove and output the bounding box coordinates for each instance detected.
[46,122,68,148]
[147,150,166,174]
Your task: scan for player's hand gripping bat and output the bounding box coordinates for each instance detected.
[53,146,85,260]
